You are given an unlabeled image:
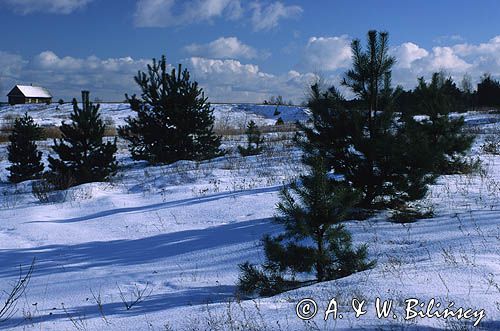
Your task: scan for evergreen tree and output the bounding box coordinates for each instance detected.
[238,157,374,297]
[119,55,223,164]
[237,120,264,156]
[460,74,474,111]
[298,31,472,210]
[410,73,474,174]
[47,91,117,188]
[477,74,500,107]
[7,113,44,183]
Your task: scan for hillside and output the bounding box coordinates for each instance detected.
[0,105,499,330]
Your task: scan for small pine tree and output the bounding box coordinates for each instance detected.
[47,91,117,188]
[58,99,64,105]
[238,157,374,297]
[275,117,284,126]
[119,55,223,164]
[237,120,264,156]
[7,113,44,183]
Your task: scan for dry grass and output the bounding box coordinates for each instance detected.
[0,124,117,143]
[0,118,289,144]
[214,123,298,136]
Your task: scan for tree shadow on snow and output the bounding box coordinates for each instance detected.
[0,217,279,278]
[0,284,237,329]
[25,185,281,224]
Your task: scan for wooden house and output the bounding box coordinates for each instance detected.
[7,85,52,105]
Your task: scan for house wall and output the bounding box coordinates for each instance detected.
[8,96,52,105]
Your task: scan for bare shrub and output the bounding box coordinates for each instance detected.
[117,282,152,311]
[61,303,88,331]
[0,258,35,323]
[481,135,500,155]
[90,288,110,325]
[31,175,73,203]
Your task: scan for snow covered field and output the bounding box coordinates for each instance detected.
[0,104,499,330]
[0,103,309,129]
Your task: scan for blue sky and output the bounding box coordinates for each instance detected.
[1,0,500,102]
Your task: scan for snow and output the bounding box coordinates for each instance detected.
[0,107,499,330]
[0,102,309,128]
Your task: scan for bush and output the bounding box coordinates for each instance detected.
[31,177,70,203]
[481,136,500,155]
[237,120,264,156]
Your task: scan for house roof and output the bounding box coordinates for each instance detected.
[7,85,52,98]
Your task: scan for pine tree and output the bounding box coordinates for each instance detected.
[477,74,500,107]
[119,55,223,164]
[410,73,474,174]
[299,31,476,214]
[238,157,374,296]
[237,120,264,156]
[7,113,44,183]
[47,91,117,188]
[339,30,398,207]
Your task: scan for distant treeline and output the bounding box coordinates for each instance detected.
[345,72,500,113]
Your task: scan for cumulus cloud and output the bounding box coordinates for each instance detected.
[392,42,429,69]
[0,50,315,103]
[2,0,93,14]
[0,50,151,101]
[184,37,267,60]
[134,0,302,30]
[296,34,498,90]
[299,35,352,72]
[5,36,500,103]
[249,1,303,31]
[184,57,316,102]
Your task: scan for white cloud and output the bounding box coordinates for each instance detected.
[184,37,267,60]
[250,1,303,31]
[0,51,27,96]
[433,34,465,44]
[134,0,302,30]
[134,0,243,27]
[0,50,315,103]
[300,35,352,72]
[296,34,500,91]
[0,51,26,78]
[2,0,93,14]
[0,50,151,101]
[426,46,472,72]
[184,57,317,102]
[6,36,500,104]
[392,42,429,69]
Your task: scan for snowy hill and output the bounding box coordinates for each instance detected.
[0,108,499,330]
[0,103,310,128]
